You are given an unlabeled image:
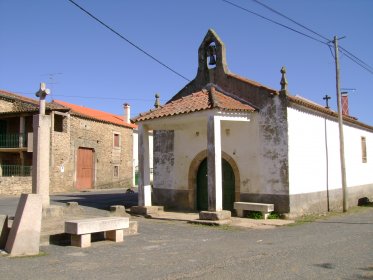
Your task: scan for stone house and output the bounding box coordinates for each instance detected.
[0,90,136,195]
[134,30,373,217]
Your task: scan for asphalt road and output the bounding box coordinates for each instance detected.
[0,192,372,280]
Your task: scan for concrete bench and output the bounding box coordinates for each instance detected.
[234,202,274,219]
[65,217,129,248]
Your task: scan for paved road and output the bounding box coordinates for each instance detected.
[0,192,372,280]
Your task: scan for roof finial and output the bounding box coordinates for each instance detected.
[280,66,288,92]
[154,93,160,108]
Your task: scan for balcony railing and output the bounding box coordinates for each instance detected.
[0,165,32,177]
[0,133,27,148]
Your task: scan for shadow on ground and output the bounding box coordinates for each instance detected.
[51,191,138,211]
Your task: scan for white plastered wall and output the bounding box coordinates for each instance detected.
[288,106,373,195]
[164,114,261,193]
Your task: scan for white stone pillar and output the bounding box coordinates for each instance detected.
[32,114,51,207]
[138,123,151,206]
[32,83,51,208]
[207,115,222,211]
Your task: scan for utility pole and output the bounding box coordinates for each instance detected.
[333,35,348,212]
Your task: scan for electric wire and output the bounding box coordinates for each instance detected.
[66,0,190,82]
[339,46,373,72]
[245,0,373,75]
[339,49,373,74]
[6,91,154,102]
[251,0,330,42]
[222,0,328,46]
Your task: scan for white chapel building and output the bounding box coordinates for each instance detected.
[133,29,373,217]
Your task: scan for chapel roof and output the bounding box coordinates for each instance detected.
[133,86,255,122]
[52,100,137,129]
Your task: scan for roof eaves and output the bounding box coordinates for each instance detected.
[70,112,136,129]
[288,96,373,131]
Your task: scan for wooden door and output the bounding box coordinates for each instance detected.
[196,158,235,211]
[197,158,208,211]
[76,147,94,190]
[222,159,235,211]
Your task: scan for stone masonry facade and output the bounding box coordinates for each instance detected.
[0,91,134,195]
[50,114,133,193]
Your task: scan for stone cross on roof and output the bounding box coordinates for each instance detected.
[35,82,50,115]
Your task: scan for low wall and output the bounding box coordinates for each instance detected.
[0,177,32,195]
[289,183,373,217]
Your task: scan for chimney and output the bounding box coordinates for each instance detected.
[123,103,130,123]
[341,92,349,115]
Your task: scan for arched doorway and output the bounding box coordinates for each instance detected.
[196,158,235,211]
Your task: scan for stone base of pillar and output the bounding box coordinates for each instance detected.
[199,210,231,221]
[130,206,163,215]
[42,205,64,218]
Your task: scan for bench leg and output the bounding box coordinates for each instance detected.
[106,229,124,242]
[71,234,91,248]
[262,212,269,220]
[236,209,244,217]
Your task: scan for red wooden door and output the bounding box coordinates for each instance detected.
[76,148,94,190]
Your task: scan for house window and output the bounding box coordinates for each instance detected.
[113,133,120,148]
[113,165,119,178]
[54,114,67,133]
[361,137,367,163]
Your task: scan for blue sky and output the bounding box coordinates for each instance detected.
[1,0,372,124]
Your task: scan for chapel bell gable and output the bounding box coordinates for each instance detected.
[197,29,229,78]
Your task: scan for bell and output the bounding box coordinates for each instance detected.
[208,53,216,65]
[208,45,216,66]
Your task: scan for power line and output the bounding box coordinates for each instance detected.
[339,49,373,74]
[222,0,328,46]
[66,0,190,82]
[251,0,329,42]
[339,46,373,73]
[242,0,373,75]
[7,91,154,102]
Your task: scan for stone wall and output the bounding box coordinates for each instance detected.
[0,98,14,112]
[0,177,32,195]
[50,114,133,193]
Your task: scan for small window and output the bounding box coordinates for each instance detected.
[361,137,367,163]
[54,115,67,132]
[113,133,120,148]
[113,165,119,178]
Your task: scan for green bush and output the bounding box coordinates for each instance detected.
[246,211,263,219]
[268,212,280,219]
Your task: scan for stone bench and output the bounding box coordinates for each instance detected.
[65,217,129,248]
[234,202,274,220]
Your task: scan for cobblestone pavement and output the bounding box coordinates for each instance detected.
[0,192,372,280]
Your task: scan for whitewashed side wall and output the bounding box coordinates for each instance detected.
[288,106,373,195]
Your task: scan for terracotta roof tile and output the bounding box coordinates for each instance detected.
[134,87,255,122]
[53,100,137,129]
